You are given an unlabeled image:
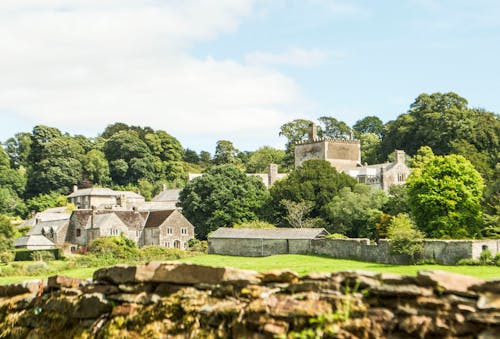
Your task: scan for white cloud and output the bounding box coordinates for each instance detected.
[0,0,309,150]
[307,0,370,17]
[245,48,329,67]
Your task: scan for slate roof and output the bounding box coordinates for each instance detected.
[152,189,181,202]
[14,235,55,247]
[67,187,117,198]
[28,219,69,236]
[209,228,328,240]
[138,201,178,211]
[144,210,176,228]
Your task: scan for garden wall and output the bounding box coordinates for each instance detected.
[209,237,500,264]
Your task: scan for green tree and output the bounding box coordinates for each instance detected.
[324,184,388,238]
[265,160,357,225]
[144,130,183,163]
[359,133,382,164]
[82,150,111,185]
[183,148,200,164]
[406,154,484,238]
[178,165,268,239]
[318,116,351,139]
[353,116,384,137]
[279,119,314,166]
[246,146,287,173]
[213,140,240,165]
[26,192,69,214]
[281,200,323,228]
[387,214,424,262]
[4,132,32,169]
[0,215,16,252]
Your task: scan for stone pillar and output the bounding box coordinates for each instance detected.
[268,164,278,187]
[308,122,317,141]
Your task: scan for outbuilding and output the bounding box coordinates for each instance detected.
[208,227,328,256]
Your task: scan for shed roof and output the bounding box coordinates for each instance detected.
[14,235,55,247]
[209,227,328,240]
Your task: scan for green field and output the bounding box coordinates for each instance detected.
[0,254,498,285]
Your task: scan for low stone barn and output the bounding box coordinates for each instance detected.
[208,228,328,257]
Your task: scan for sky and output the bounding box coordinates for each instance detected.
[0,0,499,153]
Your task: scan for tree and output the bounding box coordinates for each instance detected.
[246,146,287,173]
[265,160,357,226]
[318,116,351,139]
[4,132,32,169]
[82,150,111,185]
[183,148,200,164]
[406,154,484,238]
[279,119,314,166]
[281,200,322,228]
[324,184,388,238]
[0,215,16,252]
[144,130,183,163]
[213,140,240,165]
[387,214,424,263]
[178,165,268,239]
[353,116,384,137]
[359,133,382,165]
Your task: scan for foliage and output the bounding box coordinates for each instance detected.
[31,250,56,262]
[280,200,323,228]
[138,246,196,261]
[279,119,314,166]
[233,220,276,229]
[358,132,381,164]
[245,146,287,173]
[406,153,484,238]
[82,150,111,185]
[324,184,388,238]
[178,165,268,239]
[14,248,62,261]
[87,236,139,259]
[212,140,241,166]
[353,116,384,137]
[326,233,347,239]
[387,214,424,262]
[318,116,351,139]
[186,239,208,253]
[0,251,14,264]
[382,185,410,216]
[479,249,493,265]
[265,160,356,226]
[25,192,68,215]
[0,215,16,252]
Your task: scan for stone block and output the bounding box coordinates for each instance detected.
[416,270,484,294]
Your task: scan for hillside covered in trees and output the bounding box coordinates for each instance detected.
[0,92,499,243]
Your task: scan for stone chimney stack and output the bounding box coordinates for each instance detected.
[268,164,278,187]
[396,150,405,164]
[73,185,78,193]
[90,206,96,229]
[308,122,317,142]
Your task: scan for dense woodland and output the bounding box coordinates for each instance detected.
[0,92,499,245]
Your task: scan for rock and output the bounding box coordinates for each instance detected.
[270,294,332,318]
[416,270,484,294]
[470,280,500,294]
[467,311,500,324]
[111,303,139,316]
[378,272,417,285]
[81,284,120,295]
[262,319,289,336]
[477,292,500,310]
[398,315,432,337]
[416,296,451,311]
[108,292,160,305]
[370,284,433,297]
[259,269,299,283]
[0,280,43,297]
[93,262,160,284]
[74,293,112,319]
[478,328,500,339]
[366,308,395,329]
[47,276,86,290]
[302,272,330,280]
[151,262,259,285]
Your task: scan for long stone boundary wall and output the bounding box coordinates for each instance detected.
[209,238,500,264]
[0,262,498,337]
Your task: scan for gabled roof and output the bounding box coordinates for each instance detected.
[138,201,178,211]
[28,219,69,236]
[14,235,55,247]
[152,189,181,202]
[209,227,328,240]
[144,210,176,228]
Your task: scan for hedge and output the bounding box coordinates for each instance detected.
[14,248,63,261]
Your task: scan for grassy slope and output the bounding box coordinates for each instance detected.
[0,254,498,285]
[179,254,500,280]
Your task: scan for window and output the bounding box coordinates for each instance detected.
[167,228,173,235]
[76,229,81,237]
[181,227,188,235]
[174,240,181,249]
[165,241,171,248]
[397,173,406,182]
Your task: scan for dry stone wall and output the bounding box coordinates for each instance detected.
[0,262,499,338]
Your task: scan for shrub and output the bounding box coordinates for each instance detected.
[233,221,276,229]
[326,233,348,239]
[138,246,194,261]
[26,261,49,275]
[479,249,493,265]
[495,253,500,266]
[31,250,55,262]
[456,258,480,266]
[0,251,14,264]
[186,239,208,253]
[88,236,138,259]
[14,248,62,261]
[387,214,424,263]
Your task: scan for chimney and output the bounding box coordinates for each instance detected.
[35,217,41,225]
[90,205,96,229]
[396,150,405,164]
[308,122,317,142]
[73,185,78,193]
[162,184,167,191]
[268,164,278,187]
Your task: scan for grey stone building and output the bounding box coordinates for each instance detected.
[208,228,328,256]
[67,187,145,210]
[143,210,195,249]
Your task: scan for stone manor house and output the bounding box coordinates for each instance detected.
[15,188,194,251]
[294,123,410,192]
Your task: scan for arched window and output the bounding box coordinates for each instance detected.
[174,240,181,249]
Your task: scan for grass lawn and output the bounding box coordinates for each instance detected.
[1,254,498,285]
[179,254,500,280]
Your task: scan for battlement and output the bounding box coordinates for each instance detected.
[295,137,360,145]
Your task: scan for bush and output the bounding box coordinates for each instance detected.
[88,236,138,259]
[456,258,480,266]
[326,233,348,239]
[479,249,493,265]
[387,214,424,263]
[25,261,49,275]
[233,221,276,229]
[14,248,62,261]
[186,239,208,253]
[495,253,500,266]
[31,250,55,262]
[0,251,14,264]
[138,246,195,261]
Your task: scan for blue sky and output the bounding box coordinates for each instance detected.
[0,0,499,153]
